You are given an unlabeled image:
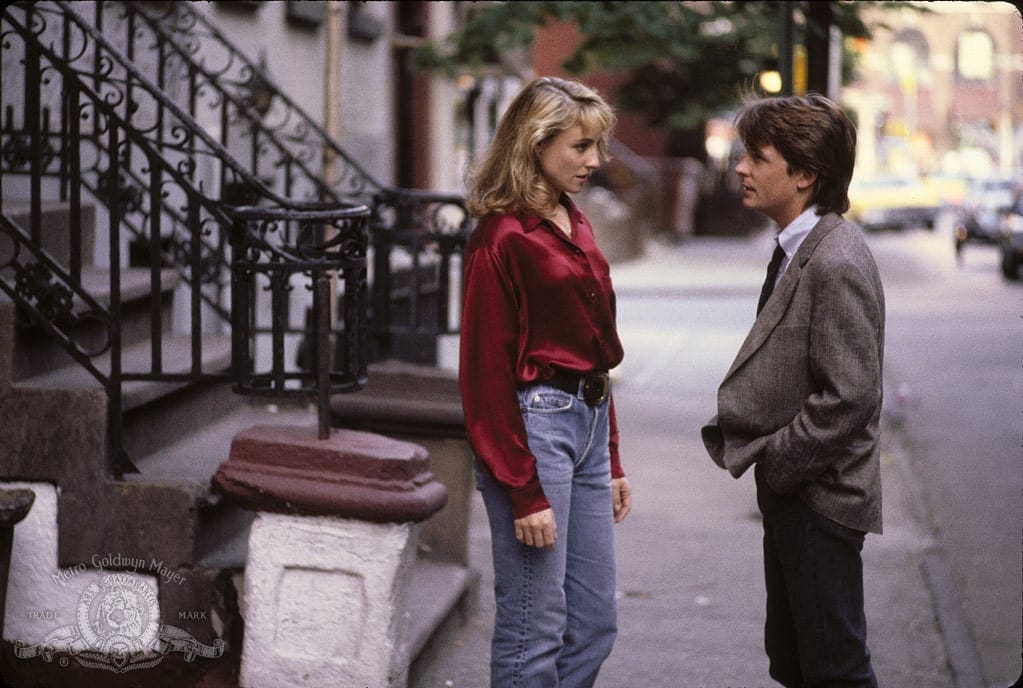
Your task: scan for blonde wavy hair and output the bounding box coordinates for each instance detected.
[466,77,616,218]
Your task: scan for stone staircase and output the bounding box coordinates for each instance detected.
[0,202,473,685]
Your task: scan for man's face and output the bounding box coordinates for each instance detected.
[734,143,814,228]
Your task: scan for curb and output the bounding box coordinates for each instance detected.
[883,403,988,688]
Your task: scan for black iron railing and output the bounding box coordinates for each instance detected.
[0,213,115,381]
[0,1,370,466]
[88,0,473,363]
[228,203,369,438]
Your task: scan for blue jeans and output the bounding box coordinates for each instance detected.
[475,382,618,688]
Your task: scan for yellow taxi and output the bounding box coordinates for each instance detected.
[848,175,943,231]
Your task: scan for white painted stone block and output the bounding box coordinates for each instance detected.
[240,513,420,688]
[2,482,145,644]
[0,484,222,675]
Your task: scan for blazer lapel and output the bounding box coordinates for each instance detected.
[721,214,843,384]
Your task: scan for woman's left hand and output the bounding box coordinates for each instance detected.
[611,477,632,523]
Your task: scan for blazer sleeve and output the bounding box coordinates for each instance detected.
[759,257,884,493]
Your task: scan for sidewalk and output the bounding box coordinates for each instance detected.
[410,235,958,688]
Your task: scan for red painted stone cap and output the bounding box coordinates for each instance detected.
[212,425,448,523]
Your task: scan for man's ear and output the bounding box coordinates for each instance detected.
[795,169,817,192]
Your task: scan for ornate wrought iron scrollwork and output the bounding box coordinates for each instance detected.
[120,1,382,204]
[96,167,144,216]
[1,132,33,169]
[14,261,74,329]
[0,218,112,358]
[49,0,474,366]
[229,202,371,432]
[231,204,369,268]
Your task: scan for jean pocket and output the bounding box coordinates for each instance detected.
[519,386,574,414]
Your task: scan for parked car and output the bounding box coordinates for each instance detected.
[956,177,1019,244]
[925,173,969,208]
[998,191,1023,280]
[848,175,943,231]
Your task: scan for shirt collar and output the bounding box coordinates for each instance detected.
[777,205,821,260]
[520,194,583,233]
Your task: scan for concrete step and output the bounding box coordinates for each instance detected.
[403,559,474,664]
[15,332,232,410]
[128,398,320,563]
[4,201,96,270]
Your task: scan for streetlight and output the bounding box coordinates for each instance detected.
[759,70,783,94]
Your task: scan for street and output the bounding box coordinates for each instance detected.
[872,223,1022,688]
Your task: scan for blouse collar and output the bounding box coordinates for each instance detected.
[520,194,583,232]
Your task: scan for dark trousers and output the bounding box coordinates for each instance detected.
[755,465,878,688]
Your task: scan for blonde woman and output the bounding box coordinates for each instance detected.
[459,76,632,688]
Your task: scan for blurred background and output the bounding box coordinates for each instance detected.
[412,1,1022,266]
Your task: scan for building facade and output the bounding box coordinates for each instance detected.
[844,1,1023,179]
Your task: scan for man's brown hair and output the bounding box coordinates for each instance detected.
[735,93,857,216]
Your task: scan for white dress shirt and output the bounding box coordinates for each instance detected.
[773,206,822,287]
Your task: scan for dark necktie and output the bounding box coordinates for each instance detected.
[757,241,785,315]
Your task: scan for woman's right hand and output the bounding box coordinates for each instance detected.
[514,508,557,550]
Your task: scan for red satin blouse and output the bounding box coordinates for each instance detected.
[458,197,625,519]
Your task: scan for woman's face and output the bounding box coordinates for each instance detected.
[537,124,601,199]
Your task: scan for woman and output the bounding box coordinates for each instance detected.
[458,76,632,688]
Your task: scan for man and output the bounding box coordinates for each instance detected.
[702,94,885,688]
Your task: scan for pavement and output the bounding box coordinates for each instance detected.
[409,233,963,688]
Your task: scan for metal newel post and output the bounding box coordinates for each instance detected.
[316,272,331,440]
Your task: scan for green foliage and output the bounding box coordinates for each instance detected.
[412,1,874,131]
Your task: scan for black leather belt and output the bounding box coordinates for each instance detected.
[547,369,611,406]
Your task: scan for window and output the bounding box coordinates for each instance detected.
[957,30,995,82]
[890,29,931,89]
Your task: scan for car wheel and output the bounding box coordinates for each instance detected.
[1001,255,1020,280]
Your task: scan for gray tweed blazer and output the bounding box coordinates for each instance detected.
[702,212,886,534]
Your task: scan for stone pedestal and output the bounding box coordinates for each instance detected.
[241,513,420,688]
[213,425,447,688]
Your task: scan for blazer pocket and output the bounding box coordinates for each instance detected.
[701,420,725,468]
